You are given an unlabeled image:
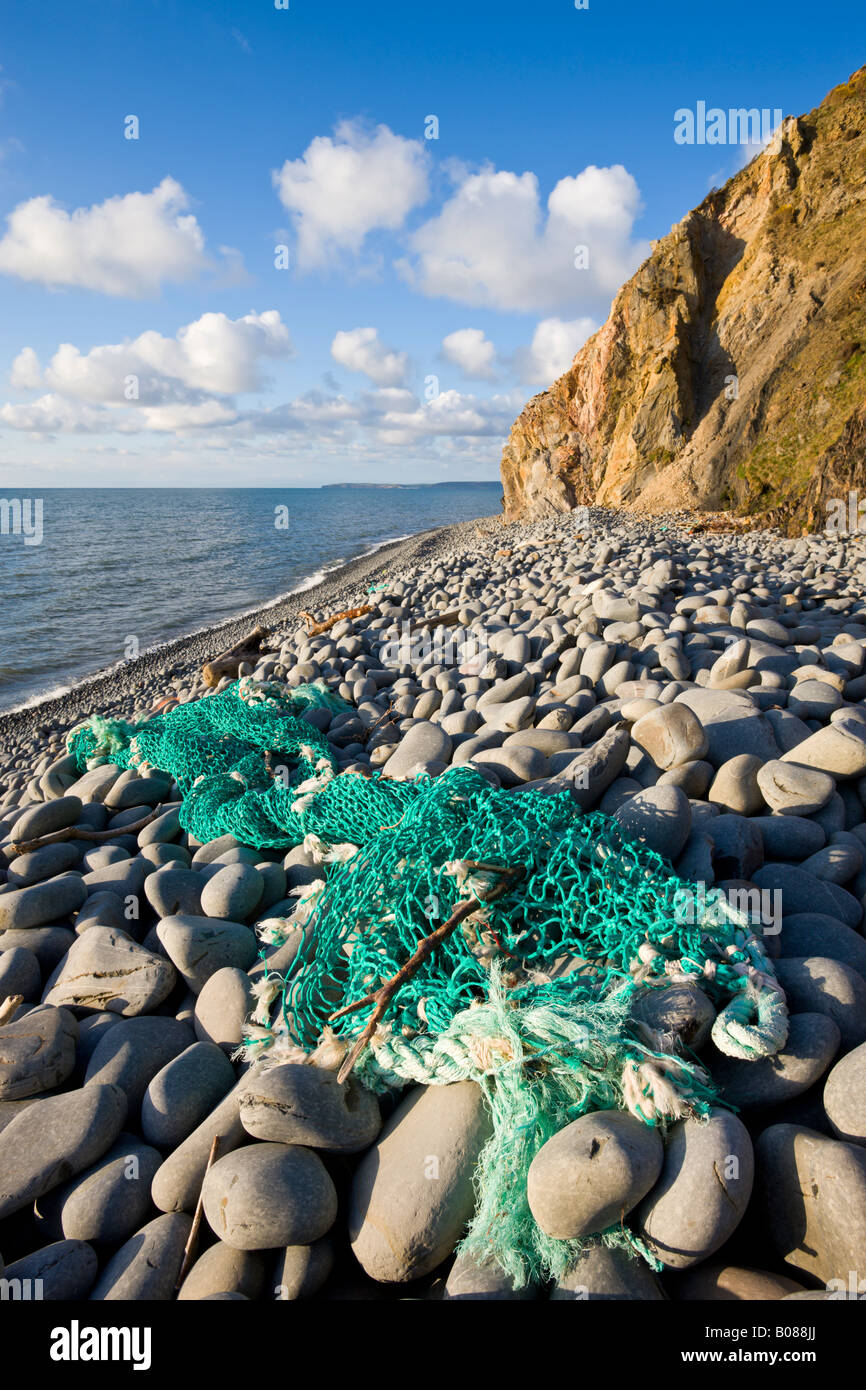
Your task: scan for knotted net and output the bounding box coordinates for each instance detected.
[68,677,788,1286]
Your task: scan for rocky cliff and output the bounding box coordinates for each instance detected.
[501,68,866,532]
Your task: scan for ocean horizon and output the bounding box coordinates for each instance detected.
[0,483,501,714]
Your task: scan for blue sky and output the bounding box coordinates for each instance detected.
[0,0,862,486]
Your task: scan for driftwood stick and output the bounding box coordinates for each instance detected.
[202,625,269,688]
[330,866,522,1084]
[405,609,462,632]
[298,605,373,638]
[0,994,23,1025]
[9,806,164,857]
[175,1134,221,1293]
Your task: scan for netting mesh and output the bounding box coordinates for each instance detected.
[67,677,788,1287]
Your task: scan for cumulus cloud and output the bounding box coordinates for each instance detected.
[0,391,239,435]
[2,309,519,465]
[0,177,213,296]
[330,327,408,386]
[14,310,293,404]
[273,121,429,269]
[517,316,597,386]
[402,163,648,313]
[0,394,110,434]
[374,388,520,446]
[441,328,498,380]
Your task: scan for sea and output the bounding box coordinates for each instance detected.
[0,483,502,714]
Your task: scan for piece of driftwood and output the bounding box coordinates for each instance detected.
[298,605,373,638]
[405,608,462,632]
[175,1133,221,1293]
[10,806,163,857]
[0,994,23,1025]
[202,626,269,688]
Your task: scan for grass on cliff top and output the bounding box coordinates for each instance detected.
[736,343,866,513]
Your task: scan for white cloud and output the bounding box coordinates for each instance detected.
[330,327,408,386]
[1,312,520,468]
[0,392,240,435]
[517,316,597,385]
[360,387,417,414]
[14,310,293,403]
[9,346,41,390]
[273,121,429,269]
[441,328,498,380]
[0,394,111,433]
[136,400,238,431]
[252,392,364,432]
[375,388,520,445]
[0,177,211,296]
[402,163,648,313]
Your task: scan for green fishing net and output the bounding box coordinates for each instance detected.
[68,677,788,1288]
[67,676,414,848]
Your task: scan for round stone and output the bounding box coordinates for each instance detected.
[756,761,836,815]
[200,864,264,921]
[144,865,203,918]
[177,1243,266,1301]
[383,723,452,779]
[239,1063,381,1153]
[614,785,692,861]
[2,1239,98,1300]
[773,956,866,1051]
[779,913,866,978]
[527,1109,664,1239]
[89,1212,192,1300]
[443,1250,538,1301]
[672,1263,805,1300]
[193,967,255,1053]
[272,1238,334,1300]
[43,926,177,1016]
[780,716,866,779]
[5,842,81,888]
[36,1133,163,1244]
[0,945,42,1002]
[11,796,82,843]
[823,1042,866,1145]
[706,1013,841,1108]
[349,1081,491,1283]
[631,983,715,1050]
[470,746,548,786]
[0,873,87,932]
[755,1124,866,1284]
[84,1016,195,1117]
[631,703,709,770]
[636,1109,754,1269]
[0,1005,77,1100]
[707,755,765,815]
[550,1241,664,1301]
[0,1083,127,1219]
[141,1042,237,1150]
[155,915,257,993]
[151,1078,249,1214]
[202,1142,337,1250]
[674,689,781,767]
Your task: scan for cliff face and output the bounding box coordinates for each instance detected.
[501,68,866,531]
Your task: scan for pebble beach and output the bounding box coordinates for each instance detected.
[2,505,866,1303]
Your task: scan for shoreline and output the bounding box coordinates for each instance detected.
[0,513,502,755]
[0,502,862,1302]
